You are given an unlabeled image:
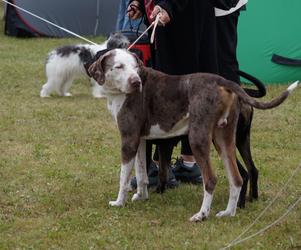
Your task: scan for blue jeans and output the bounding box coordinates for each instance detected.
[116,0,142,31]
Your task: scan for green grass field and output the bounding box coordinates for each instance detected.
[0,4,300,250]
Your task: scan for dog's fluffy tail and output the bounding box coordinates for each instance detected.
[219,80,299,110]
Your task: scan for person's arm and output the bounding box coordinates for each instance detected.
[154,0,173,19]
[159,0,190,14]
[152,0,190,25]
[128,0,145,20]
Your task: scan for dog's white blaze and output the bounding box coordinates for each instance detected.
[104,49,141,94]
[144,113,190,139]
[109,158,135,207]
[115,49,137,66]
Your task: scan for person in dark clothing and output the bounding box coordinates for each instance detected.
[215,0,250,207]
[128,0,218,185]
[215,0,248,83]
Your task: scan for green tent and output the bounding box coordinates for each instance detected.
[237,0,301,83]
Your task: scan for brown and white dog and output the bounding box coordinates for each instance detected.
[88,49,298,221]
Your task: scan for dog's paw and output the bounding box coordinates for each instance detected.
[92,93,105,98]
[109,200,124,207]
[40,92,50,98]
[216,210,235,217]
[189,211,208,222]
[131,192,148,202]
[64,92,72,97]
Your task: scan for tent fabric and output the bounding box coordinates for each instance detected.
[237,0,301,83]
[4,0,119,37]
[4,0,301,83]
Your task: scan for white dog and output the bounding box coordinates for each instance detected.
[40,33,130,98]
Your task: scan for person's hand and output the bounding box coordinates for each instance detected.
[127,1,142,20]
[150,5,170,26]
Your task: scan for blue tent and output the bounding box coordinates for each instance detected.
[4,0,119,37]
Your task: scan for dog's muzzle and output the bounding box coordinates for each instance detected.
[128,76,142,92]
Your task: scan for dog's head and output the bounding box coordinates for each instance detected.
[107,32,130,49]
[88,49,143,94]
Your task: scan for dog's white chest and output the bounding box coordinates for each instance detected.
[107,95,126,122]
[144,113,190,139]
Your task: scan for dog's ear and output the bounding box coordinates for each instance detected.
[130,51,144,68]
[88,57,106,85]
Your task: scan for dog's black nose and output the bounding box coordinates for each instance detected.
[129,76,141,89]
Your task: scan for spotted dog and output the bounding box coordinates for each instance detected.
[40,33,129,98]
[88,49,298,221]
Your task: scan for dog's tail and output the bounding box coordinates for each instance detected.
[238,70,266,98]
[218,80,299,110]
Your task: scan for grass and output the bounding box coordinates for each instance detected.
[0,3,301,250]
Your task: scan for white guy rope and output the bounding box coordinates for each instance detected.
[220,162,301,249]
[1,0,98,45]
[220,195,301,249]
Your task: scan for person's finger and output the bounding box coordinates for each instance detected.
[127,3,142,19]
[158,10,170,26]
[132,11,142,19]
[150,5,161,20]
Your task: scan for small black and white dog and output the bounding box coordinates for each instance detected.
[40,33,130,98]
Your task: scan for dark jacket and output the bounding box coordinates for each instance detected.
[130,0,218,75]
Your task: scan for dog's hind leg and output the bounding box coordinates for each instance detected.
[40,80,55,97]
[237,160,249,208]
[236,105,259,201]
[61,77,74,97]
[188,125,217,222]
[132,139,149,202]
[214,117,243,217]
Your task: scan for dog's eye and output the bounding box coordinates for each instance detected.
[114,64,124,69]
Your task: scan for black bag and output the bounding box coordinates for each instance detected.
[215,0,240,10]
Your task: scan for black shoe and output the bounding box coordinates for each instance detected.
[172,157,202,184]
[166,166,179,189]
[130,161,179,190]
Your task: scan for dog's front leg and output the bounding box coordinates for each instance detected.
[109,158,135,207]
[132,139,149,202]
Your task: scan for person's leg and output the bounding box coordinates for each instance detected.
[216,11,240,83]
[131,140,179,190]
[217,10,255,208]
[175,1,218,182]
[172,136,202,184]
[116,0,126,31]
